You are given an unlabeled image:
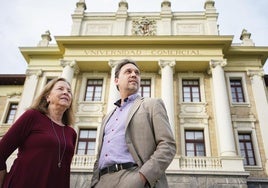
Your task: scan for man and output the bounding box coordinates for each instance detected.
[91,59,176,188]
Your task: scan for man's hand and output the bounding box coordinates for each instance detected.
[139,172,148,186]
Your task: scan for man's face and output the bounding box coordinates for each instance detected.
[115,63,141,95]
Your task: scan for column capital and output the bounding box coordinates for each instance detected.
[247,69,264,78]
[60,59,76,68]
[158,60,176,69]
[108,60,119,68]
[209,59,227,69]
[60,59,79,74]
[26,69,43,77]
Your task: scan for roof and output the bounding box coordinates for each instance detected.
[0,74,26,85]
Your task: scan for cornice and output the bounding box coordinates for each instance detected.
[19,46,62,63]
[225,46,268,65]
[55,35,233,51]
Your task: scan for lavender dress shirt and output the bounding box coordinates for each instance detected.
[98,94,138,169]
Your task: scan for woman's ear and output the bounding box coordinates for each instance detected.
[46,95,50,103]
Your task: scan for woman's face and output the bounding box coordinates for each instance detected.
[47,81,72,110]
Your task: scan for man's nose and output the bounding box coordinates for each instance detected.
[131,71,137,77]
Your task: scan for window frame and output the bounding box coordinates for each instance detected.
[230,79,245,103]
[139,79,152,97]
[79,73,107,103]
[84,79,104,101]
[1,100,20,125]
[76,129,97,155]
[226,73,249,106]
[238,133,256,166]
[233,120,262,169]
[4,103,18,124]
[185,130,206,157]
[178,73,206,103]
[182,79,201,102]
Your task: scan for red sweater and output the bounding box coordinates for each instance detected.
[0,109,77,188]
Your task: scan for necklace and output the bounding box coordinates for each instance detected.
[50,119,66,168]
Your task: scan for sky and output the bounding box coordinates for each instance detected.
[0,0,268,74]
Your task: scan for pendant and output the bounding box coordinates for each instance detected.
[58,162,61,168]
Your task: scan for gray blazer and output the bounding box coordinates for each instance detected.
[91,96,176,188]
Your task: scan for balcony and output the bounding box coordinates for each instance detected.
[71,155,246,174]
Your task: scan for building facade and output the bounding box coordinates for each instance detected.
[1,0,268,187]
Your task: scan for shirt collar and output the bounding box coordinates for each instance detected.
[114,93,139,107]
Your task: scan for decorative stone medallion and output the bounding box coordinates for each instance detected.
[132,17,156,36]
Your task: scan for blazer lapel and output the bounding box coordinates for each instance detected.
[125,96,144,131]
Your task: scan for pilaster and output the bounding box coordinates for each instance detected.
[114,0,128,35]
[160,0,172,35]
[204,0,218,35]
[71,0,86,35]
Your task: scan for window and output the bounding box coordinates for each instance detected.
[185,130,205,156]
[230,79,245,103]
[76,129,97,155]
[84,79,103,101]
[182,79,201,102]
[239,133,256,166]
[5,103,18,124]
[139,79,151,97]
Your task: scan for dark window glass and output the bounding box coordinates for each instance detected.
[185,130,205,156]
[5,103,18,124]
[77,129,97,155]
[230,79,245,102]
[139,79,151,97]
[182,80,201,102]
[85,79,103,101]
[239,133,256,166]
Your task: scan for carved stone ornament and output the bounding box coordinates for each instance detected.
[132,17,156,36]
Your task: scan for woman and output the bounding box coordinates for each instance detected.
[0,77,77,188]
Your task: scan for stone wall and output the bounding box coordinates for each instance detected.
[70,172,252,188]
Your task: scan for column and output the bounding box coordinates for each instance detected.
[107,60,120,113]
[210,60,236,156]
[60,60,78,83]
[158,60,175,134]
[15,69,42,119]
[247,70,268,174]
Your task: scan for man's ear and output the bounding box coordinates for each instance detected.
[114,77,119,85]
